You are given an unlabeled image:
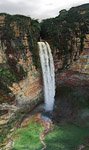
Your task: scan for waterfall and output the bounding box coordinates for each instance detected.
[38,42,55,111]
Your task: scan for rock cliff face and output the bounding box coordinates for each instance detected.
[0,14,42,107]
[0,15,44,139]
[71,34,89,74]
[41,3,89,75]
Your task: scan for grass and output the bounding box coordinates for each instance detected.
[12,121,43,150]
[12,121,89,150]
[46,124,89,150]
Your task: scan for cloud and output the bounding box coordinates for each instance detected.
[0,0,89,20]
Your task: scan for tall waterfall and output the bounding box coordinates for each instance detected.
[38,42,55,111]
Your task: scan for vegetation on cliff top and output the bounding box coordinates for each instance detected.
[0,14,41,103]
[1,14,41,67]
[41,3,89,69]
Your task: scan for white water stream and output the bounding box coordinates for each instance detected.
[38,42,55,111]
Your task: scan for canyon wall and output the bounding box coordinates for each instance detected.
[41,4,89,75]
[1,4,89,107]
[71,33,89,74]
[0,14,42,107]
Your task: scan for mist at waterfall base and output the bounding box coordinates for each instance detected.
[38,42,55,115]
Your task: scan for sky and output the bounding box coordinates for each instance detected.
[0,0,89,20]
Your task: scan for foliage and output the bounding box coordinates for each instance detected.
[13,121,43,150]
[0,67,17,85]
[28,19,41,67]
[13,121,89,150]
[46,123,89,150]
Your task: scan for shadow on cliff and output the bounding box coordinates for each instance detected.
[54,70,89,125]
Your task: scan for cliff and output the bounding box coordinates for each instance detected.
[40,4,89,123]
[0,14,42,113]
[71,33,89,73]
[41,3,89,74]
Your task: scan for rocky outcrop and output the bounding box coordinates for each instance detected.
[9,70,42,106]
[53,36,81,73]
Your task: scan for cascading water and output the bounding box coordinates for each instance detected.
[38,42,55,112]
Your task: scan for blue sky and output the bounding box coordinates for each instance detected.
[0,0,89,20]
